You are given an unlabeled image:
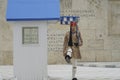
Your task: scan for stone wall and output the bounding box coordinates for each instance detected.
[0,0,120,65]
[0,0,13,65]
[48,0,120,64]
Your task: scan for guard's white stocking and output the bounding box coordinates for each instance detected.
[72,59,77,78]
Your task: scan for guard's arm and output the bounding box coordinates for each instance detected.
[79,31,83,46]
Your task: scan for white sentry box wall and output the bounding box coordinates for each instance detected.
[12,21,48,80]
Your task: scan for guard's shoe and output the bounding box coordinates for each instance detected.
[72,78,77,80]
[65,55,71,63]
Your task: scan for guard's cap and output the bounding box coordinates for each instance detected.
[70,21,76,27]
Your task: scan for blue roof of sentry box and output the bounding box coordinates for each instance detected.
[6,0,60,21]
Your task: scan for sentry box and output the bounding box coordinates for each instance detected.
[6,0,60,80]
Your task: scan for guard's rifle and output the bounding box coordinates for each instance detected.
[75,17,81,46]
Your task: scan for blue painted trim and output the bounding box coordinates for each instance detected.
[7,18,60,21]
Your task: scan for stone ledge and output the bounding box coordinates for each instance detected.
[77,62,120,68]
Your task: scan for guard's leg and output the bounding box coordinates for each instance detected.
[72,59,77,80]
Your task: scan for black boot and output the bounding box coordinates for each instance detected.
[72,78,77,80]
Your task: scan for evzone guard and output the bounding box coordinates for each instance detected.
[63,21,83,80]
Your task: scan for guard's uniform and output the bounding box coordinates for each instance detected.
[63,31,82,59]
